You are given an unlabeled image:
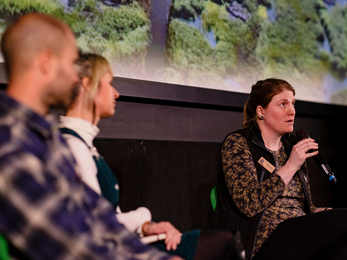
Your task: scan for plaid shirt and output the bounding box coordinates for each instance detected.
[0,92,170,260]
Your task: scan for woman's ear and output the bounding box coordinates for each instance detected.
[81,77,91,91]
[256,105,264,119]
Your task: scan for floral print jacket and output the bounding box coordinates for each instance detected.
[214,125,315,260]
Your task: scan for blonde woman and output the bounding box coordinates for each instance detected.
[60,53,244,260]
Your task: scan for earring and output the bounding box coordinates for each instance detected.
[260,115,264,120]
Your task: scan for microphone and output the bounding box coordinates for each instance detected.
[296,128,337,184]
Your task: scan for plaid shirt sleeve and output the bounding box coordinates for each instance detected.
[0,95,171,260]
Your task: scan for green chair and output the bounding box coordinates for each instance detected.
[0,233,10,260]
[210,186,218,212]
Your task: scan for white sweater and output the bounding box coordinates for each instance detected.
[59,116,151,233]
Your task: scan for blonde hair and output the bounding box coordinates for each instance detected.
[69,53,113,123]
[73,53,113,108]
[84,53,113,108]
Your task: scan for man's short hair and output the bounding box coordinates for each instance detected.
[1,13,71,78]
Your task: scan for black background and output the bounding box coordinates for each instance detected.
[2,76,347,233]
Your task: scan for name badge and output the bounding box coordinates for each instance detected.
[258,157,275,173]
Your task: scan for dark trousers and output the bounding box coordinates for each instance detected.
[253,208,347,260]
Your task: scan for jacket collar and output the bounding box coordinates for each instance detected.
[0,92,54,139]
[248,123,294,156]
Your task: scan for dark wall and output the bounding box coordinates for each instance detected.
[94,138,221,232]
[90,78,347,233]
[2,77,347,233]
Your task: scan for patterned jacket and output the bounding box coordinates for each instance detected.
[214,125,315,260]
[0,92,170,260]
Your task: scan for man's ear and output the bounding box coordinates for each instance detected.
[38,50,56,76]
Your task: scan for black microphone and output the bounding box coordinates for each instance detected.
[296,128,337,184]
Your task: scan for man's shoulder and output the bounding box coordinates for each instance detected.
[0,110,45,160]
[0,122,11,136]
[0,112,15,146]
[0,120,25,161]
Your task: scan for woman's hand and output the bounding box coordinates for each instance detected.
[287,138,318,169]
[142,221,182,251]
[314,207,332,213]
[277,138,318,184]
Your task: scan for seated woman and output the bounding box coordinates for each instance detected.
[214,78,347,260]
[59,53,245,260]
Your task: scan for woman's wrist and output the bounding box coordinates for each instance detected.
[141,221,150,236]
[141,221,156,236]
[277,163,298,185]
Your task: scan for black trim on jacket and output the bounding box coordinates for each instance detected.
[213,125,314,260]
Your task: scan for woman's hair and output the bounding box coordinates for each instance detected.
[243,78,295,128]
[70,52,113,108]
[69,52,90,105]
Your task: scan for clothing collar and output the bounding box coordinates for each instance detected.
[59,116,100,147]
[249,123,293,155]
[249,125,265,148]
[0,92,55,139]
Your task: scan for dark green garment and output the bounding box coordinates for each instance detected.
[60,128,119,207]
[153,230,200,260]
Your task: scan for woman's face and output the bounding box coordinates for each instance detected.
[260,89,295,136]
[94,72,119,118]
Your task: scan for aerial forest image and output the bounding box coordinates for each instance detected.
[1,0,347,104]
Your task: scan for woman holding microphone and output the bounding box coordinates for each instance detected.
[215,78,347,260]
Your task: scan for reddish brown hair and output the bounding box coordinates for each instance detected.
[243,78,295,128]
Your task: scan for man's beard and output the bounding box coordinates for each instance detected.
[67,82,81,108]
[46,86,73,116]
[47,97,71,116]
[47,67,78,115]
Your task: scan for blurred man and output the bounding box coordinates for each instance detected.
[0,13,181,260]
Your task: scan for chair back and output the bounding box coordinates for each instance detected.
[0,233,10,260]
[210,186,218,212]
